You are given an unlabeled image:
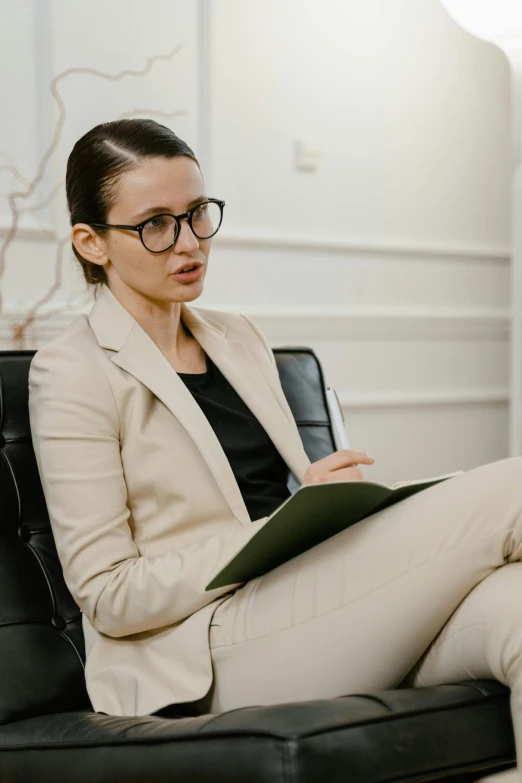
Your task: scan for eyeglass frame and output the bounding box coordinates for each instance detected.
[89,198,226,254]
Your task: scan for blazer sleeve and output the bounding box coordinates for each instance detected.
[28,341,269,639]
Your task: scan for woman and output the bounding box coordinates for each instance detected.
[28,119,522,757]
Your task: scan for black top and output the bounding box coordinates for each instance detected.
[176,349,291,521]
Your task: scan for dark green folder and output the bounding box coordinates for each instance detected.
[205,473,462,591]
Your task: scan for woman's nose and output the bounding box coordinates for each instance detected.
[174,219,199,253]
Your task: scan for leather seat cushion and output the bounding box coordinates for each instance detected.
[0,682,514,783]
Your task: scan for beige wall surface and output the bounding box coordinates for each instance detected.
[0,0,512,483]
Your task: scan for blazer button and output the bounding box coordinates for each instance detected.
[51,615,66,631]
[18,525,31,542]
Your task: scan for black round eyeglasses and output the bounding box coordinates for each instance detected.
[90,198,225,254]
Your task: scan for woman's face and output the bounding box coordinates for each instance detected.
[96,155,211,305]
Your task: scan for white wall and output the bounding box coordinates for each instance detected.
[0,0,512,485]
[200,0,512,485]
[207,0,510,248]
[0,0,201,313]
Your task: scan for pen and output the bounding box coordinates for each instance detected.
[325,386,350,451]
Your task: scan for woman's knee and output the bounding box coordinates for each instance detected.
[464,457,522,526]
[409,563,522,688]
[492,455,522,481]
[471,456,522,485]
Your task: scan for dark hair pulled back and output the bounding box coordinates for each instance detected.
[65,118,199,292]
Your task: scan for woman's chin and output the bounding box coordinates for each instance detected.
[166,278,205,301]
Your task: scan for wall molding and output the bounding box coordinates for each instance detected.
[214,228,511,263]
[209,305,510,341]
[0,304,509,347]
[338,388,509,410]
[0,220,509,261]
[0,305,507,412]
[197,0,212,185]
[34,0,54,226]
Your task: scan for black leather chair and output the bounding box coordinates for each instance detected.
[0,347,515,783]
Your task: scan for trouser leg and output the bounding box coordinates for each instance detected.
[207,457,522,717]
[405,562,522,775]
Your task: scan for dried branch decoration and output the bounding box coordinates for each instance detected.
[0,45,186,347]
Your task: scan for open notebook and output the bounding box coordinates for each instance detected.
[206,470,463,591]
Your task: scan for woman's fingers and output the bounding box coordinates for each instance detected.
[308,466,366,485]
[303,450,375,487]
[327,449,375,470]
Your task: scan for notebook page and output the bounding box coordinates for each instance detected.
[391,470,463,490]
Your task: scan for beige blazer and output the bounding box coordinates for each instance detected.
[28,284,311,716]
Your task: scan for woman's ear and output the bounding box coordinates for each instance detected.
[71,223,109,269]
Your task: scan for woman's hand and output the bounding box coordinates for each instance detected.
[302,449,375,486]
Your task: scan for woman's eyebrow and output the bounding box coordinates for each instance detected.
[131,196,207,222]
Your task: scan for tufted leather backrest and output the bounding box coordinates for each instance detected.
[273,347,336,493]
[0,351,90,724]
[0,347,336,724]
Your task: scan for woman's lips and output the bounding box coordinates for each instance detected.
[170,265,203,283]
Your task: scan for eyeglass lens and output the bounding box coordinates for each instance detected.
[141,202,222,252]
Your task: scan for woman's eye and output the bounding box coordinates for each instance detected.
[193,204,208,218]
[149,216,165,228]
[145,215,173,233]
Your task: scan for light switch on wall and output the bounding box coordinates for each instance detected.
[294,139,321,171]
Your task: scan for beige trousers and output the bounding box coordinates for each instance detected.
[206,456,522,770]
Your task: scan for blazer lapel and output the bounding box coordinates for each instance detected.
[88,286,310,526]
